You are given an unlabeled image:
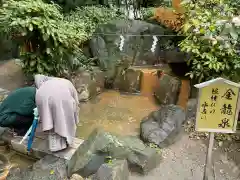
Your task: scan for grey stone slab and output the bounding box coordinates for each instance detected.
[0,130,84,161]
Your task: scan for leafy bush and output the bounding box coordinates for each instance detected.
[0,0,124,76]
[45,0,100,12]
[65,6,125,37]
[0,0,88,76]
[179,0,240,82]
[140,7,155,20]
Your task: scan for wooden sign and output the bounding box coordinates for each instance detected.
[194,78,240,133]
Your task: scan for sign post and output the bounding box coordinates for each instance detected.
[194,78,240,180]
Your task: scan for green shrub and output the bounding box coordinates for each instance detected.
[180,0,240,82]
[0,0,88,76]
[65,6,125,37]
[0,0,124,76]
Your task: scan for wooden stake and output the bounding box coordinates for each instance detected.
[203,132,215,180]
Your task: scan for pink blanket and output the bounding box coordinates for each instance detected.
[34,74,79,150]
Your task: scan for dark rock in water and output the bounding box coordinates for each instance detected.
[69,128,161,177]
[154,73,182,105]
[90,19,176,79]
[114,67,142,94]
[140,105,186,148]
[71,67,105,102]
[91,160,129,180]
[186,99,197,121]
[6,155,68,180]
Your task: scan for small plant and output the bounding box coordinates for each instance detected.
[105,156,113,164]
[148,143,161,154]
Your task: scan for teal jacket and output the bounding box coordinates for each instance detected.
[0,87,36,127]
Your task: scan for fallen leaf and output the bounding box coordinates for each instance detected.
[50,170,54,175]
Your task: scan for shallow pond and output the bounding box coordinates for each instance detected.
[0,90,159,174]
[77,90,159,139]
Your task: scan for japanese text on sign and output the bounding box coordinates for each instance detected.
[196,81,239,133]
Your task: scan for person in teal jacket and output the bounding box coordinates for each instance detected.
[0,87,36,136]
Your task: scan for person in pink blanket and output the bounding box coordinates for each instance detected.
[34,74,79,152]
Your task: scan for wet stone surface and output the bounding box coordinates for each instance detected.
[6,155,68,180]
[114,67,142,94]
[70,128,161,177]
[154,73,182,105]
[140,104,186,148]
[71,67,105,102]
[77,91,159,139]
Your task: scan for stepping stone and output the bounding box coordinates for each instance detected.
[0,129,84,162]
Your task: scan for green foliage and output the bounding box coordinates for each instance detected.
[229,0,240,14]
[140,7,155,20]
[45,0,101,12]
[65,6,125,36]
[0,0,88,76]
[0,0,124,76]
[137,0,172,8]
[46,0,172,12]
[179,0,240,82]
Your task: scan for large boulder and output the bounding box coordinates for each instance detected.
[154,73,182,105]
[90,160,129,180]
[71,67,105,102]
[68,128,161,177]
[140,104,186,148]
[89,19,176,79]
[6,155,68,180]
[113,67,142,94]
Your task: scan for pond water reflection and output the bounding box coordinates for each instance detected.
[77,90,159,139]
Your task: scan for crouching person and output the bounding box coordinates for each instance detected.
[0,87,36,136]
[34,74,79,152]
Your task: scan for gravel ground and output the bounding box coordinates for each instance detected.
[130,133,240,180]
